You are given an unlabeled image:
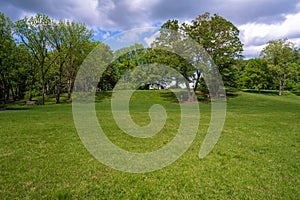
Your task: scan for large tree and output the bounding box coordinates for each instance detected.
[182,13,243,86]
[15,14,55,105]
[261,39,298,96]
[0,13,14,103]
[152,13,243,100]
[48,20,94,103]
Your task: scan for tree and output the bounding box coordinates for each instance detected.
[261,39,298,95]
[239,58,273,93]
[151,13,243,100]
[0,13,16,103]
[152,18,227,101]
[15,14,55,105]
[182,13,243,86]
[9,44,32,100]
[99,44,144,90]
[48,20,94,103]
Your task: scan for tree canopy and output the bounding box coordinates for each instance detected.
[0,12,299,105]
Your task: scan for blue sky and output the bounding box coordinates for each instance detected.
[1,0,300,58]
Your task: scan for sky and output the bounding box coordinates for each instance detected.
[1,0,300,58]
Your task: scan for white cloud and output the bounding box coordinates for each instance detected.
[1,0,300,58]
[126,0,159,12]
[239,11,300,57]
[242,45,267,59]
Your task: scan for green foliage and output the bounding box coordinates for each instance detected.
[261,39,299,95]
[1,11,300,104]
[48,19,95,103]
[0,13,16,102]
[11,13,103,104]
[183,13,243,80]
[14,14,55,105]
[239,58,275,92]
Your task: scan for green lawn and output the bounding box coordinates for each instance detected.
[0,91,299,199]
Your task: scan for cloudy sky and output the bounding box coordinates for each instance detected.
[1,0,300,58]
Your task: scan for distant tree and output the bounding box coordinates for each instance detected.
[152,20,201,101]
[10,44,32,100]
[0,13,16,103]
[261,39,298,95]
[15,14,55,104]
[100,44,144,90]
[48,20,94,103]
[239,58,273,93]
[76,41,113,92]
[286,48,300,91]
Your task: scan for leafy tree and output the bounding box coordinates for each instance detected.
[48,20,94,103]
[182,13,243,86]
[239,58,273,93]
[15,14,55,104]
[261,39,298,95]
[99,44,144,90]
[153,19,226,101]
[0,15,30,102]
[0,13,16,103]
[151,13,243,100]
[9,44,32,100]
[75,41,113,93]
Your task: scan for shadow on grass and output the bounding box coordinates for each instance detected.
[159,90,212,103]
[292,91,300,96]
[159,91,179,103]
[159,90,240,103]
[242,89,279,95]
[95,91,113,102]
[4,107,31,111]
[226,92,240,98]
[242,89,300,96]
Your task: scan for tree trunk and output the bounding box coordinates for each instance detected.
[29,74,34,101]
[7,80,16,101]
[67,78,72,101]
[56,83,61,104]
[41,73,45,105]
[5,80,9,101]
[185,80,195,102]
[279,79,283,96]
[175,77,179,88]
[1,76,6,104]
[56,63,64,104]
[194,70,202,93]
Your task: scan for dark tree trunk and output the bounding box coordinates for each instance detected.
[1,76,6,104]
[9,81,15,101]
[41,73,45,105]
[56,83,61,104]
[185,79,195,102]
[56,63,64,104]
[194,70,202,93]
[67,79,72,101]
[28,63,37,101]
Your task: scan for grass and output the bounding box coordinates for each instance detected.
[0,90,299,199]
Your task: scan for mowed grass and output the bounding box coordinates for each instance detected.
[0,91,299,199]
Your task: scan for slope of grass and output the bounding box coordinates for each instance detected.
[0,91,299,199]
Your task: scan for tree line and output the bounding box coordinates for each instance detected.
[1,12,299,105]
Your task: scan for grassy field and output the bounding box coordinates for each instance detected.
[0,91,299,199]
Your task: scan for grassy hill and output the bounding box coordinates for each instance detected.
[0,91,299,199]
